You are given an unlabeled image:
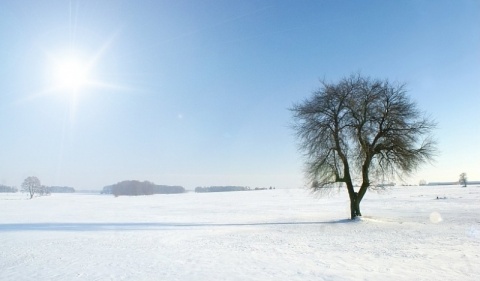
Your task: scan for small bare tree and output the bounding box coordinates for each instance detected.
[21,176,41,199]
[291,74,437,219]
[459,173,467,187]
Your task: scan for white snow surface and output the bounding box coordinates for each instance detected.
[1,186,479,281]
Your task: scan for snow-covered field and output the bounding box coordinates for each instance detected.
[1,186,479,280]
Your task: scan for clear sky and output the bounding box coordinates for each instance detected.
[1,0,479,190]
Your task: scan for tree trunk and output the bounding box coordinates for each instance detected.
[350,192,362,219]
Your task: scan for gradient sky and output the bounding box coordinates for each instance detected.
[1,0,479,190]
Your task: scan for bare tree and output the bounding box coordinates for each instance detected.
[21,176,41,199]
[291,74,437,219]
[459,173,467,187]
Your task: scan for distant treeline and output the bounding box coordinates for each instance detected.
[102,180,185,196]
[0,185,18,193]
[0,185,74,193]
[48,186,75,193]
[195,186,248,193]
[195,186,276,193]
[427,181,480,186]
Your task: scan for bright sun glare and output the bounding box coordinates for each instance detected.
[52,56,90,92]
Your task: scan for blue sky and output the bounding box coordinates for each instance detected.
[1,0,479,190]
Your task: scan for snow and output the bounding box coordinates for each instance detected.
[1,186,479,280]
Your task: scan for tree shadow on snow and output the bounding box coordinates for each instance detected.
[0,219,353,232]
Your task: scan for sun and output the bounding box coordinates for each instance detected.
[51,55,91,93]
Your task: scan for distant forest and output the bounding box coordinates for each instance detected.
[195,186,248,193]
[48,186,75,193]
[0,184,74,193]
[102,180,185,196]
[0,185,18,193]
